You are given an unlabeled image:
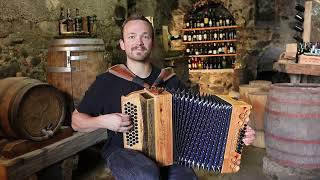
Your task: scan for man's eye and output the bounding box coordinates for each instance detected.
[143,35,150,39]
[128,36,135,39]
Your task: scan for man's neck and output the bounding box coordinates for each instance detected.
[126,60,152,79]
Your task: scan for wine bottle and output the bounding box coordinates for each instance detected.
[295,13,304,22]
[293,24,304,32]
[295,4,305,12]
[66,8,74,32]
[75,8,82,31]
[58,7,67,35]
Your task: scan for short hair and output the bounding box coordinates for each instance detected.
[121,14,154,40]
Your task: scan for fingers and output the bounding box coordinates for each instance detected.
[243,126,256,146]
[118,113,130,120]
[117,113,133,132]
[118,124,133,132]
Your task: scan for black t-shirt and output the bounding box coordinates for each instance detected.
[77,65,185,158]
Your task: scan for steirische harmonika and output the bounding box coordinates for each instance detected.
[121,87,251,173]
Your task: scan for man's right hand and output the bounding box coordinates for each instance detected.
[101,113,133,133]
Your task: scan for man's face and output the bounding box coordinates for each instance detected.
[120,20,153,62]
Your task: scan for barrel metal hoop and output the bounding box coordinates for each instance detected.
[265,107,320,119]
[48,46,105,52]
[70,55,88,61]
[50,39,104,45]
[268,96,320,106]
[47,67,77,72]
[265,131,320,144]
[268,156,320,169]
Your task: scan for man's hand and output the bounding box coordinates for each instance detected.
[101,113,133,133]
[243,125,256,146]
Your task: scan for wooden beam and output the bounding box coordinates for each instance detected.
[303,0,320,42]
[273,62,320,76]
[0,129,108,180]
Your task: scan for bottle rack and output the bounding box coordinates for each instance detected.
[183,2,239,70]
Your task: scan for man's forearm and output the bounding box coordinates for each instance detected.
[71,110,106,132]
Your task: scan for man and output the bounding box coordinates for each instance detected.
[72,14,255,180]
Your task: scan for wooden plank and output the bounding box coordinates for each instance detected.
[1,128,73,159]
[273,62,320,76]
[0,129,108,180]
[153,91,173,167]
[162,26,170,51]
[303,0,320,42]
[303,1,312,42]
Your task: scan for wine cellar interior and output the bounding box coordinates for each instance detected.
[0,0,320,179]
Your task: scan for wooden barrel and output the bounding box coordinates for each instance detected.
[239,84,264,103]
[265,83,320,169]
[248,91,269,148]
[249,80,272,91]
[233,69,249,91]
[47,38,106,106]
[0,77,66,141]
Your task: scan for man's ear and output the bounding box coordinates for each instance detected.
[119,39,125,50]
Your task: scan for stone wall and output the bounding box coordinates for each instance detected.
[0,0,126,81]
[166,0,297,79]
[189,69,233,94]
[0,0,307,84]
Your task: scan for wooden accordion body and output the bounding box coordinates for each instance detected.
[121,88,251,173]
[121,88,173,166]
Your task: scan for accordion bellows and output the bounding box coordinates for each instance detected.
[121,88,251,173]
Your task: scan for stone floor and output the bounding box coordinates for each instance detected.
[72,145,273,180]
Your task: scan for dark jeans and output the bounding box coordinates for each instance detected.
[104,148,198,180]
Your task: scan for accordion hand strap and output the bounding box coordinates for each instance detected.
[107,64,176,88]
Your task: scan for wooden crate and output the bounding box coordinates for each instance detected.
[299,55,320,65]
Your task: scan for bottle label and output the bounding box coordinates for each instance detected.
[203,34,207,40]
[204,18,209,24]
[183,35,188,41]
[188,35,192,42]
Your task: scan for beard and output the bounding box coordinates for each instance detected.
[126,45,152,61]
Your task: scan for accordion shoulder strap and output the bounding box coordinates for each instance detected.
[152,67,176,87]
[107,64,176,88]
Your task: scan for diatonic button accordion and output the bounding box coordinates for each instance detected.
[121,88,251,173]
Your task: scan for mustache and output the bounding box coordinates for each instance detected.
[131,46,147,51]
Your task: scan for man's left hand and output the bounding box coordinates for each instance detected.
[243,125,256,146]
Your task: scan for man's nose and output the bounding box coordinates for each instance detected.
[136,37,144,46]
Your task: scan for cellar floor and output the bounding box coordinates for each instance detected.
[72,145,273,180]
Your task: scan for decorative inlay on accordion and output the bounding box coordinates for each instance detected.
[121,88,251,173]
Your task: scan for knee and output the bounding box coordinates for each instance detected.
[133,162,160,180]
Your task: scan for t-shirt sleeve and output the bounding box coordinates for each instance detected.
[77,76,104,116]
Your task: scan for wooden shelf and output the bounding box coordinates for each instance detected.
[189,69,234,73]
[182,25,240,31]
[188,54,237,58]
[273,61,320,76]
[182,39,237,44]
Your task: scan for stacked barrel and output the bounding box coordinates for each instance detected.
[238,80,271,148]
[0,77,66,141]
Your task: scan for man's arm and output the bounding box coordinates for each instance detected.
[71,110,133,133]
